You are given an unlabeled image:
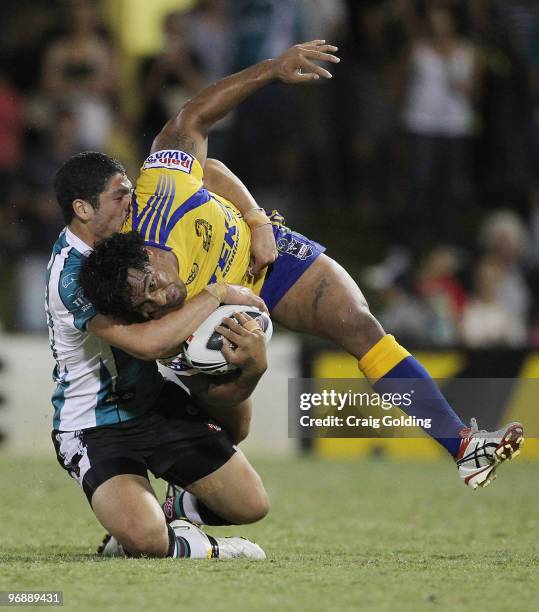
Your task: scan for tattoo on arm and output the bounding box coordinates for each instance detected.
[152,133,198,156]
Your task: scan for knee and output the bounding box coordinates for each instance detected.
[118,521,169,558]
[241,489,270,524]
[335,300,383,342]
[326,299,386,359]
[229,488,270,525]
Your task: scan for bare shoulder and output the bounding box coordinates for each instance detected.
[150,131,199,157]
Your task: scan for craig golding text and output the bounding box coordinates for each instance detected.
[298,415,432,429]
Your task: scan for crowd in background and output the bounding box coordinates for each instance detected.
[0,0,538,349]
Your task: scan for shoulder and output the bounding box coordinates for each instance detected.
[47,237,97,330]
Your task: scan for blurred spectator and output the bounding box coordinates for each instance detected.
[41,0,118,150]
[0,0,537,340]
[402,2,481,243]
[480,0,539,204]
[378,280,433,347]
[498,0,539,62]
[415,245,467,345]
[332,1,406,212]
[185,1,231,84]
[13,189,62,332]
[8,107,74,331]
[364,246,423,346]
[461,256,527,347]
[25,107,82,193]
[299,0,346,41]
[139,11,205,155]
[479,209,532,323]
[0,64,25,208]
[230,0,303,70]
[227,0,304,206]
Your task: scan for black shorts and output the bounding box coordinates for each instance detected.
[52,381,236,503]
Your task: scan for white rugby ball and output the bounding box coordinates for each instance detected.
[183,305,273,375]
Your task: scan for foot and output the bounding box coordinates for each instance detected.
[212,536,267,560]
[97,533,125,557]
[170,519,266,560]
[456,419,524,489]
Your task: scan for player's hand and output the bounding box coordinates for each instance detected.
[271,40,340,84]
[249,224,278,276]
[215,312,268,376]
[222,283,269,314]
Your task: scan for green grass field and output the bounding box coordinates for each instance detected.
[0,455,537,611]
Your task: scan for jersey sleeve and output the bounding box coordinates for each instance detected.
[57,264,98,332]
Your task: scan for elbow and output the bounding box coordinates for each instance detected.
[170,106,205,136]
[131,348,159,361]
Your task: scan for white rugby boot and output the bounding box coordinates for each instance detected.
[212,536,267,560]
[456,419,524,489]
[97,534,125,557]
[170,519,266,560]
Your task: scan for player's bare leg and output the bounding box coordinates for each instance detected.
[92,473,266,559]
[271,254,384,357]
[271,254,524,485]
[91,475,171,557]
[164,449,269,526]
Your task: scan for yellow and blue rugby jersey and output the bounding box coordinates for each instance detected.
[125,150,268,299]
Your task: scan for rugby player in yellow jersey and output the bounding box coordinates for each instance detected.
[82,40,524,495]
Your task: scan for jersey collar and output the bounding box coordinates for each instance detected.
[65,227,93,255]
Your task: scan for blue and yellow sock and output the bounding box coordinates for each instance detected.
[358,335,464,456]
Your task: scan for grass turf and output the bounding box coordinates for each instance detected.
[0,455,537,611]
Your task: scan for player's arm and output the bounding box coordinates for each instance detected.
[150,40,340,165]
[204,158,277,275]
[87,284,267,361]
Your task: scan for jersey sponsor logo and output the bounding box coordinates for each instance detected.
[61,272,78,289]
[163,498,174,520]
[195,219,213,252]
[185,263,199,285]
[102,389,136,405]
[69,287,94,312]
[277,237,314,260]
[143,150,194,173]
[208,218,239,283]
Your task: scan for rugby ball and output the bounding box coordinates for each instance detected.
[183,305,273,375]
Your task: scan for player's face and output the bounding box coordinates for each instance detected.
[90,173,133,241]
[127,249,187,320]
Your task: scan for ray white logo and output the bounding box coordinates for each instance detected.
[143,150,194,173]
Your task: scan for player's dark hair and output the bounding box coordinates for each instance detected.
[80,231,149,324]
[54,151,126,224]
